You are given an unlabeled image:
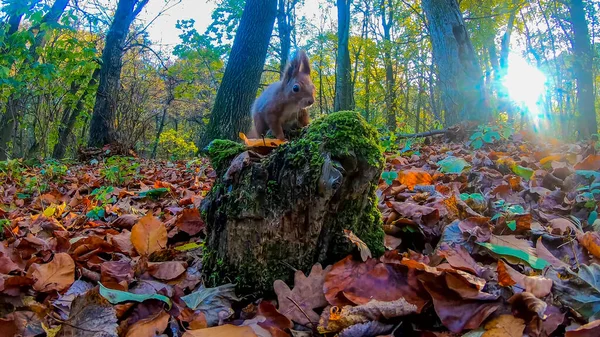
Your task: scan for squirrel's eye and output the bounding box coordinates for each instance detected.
[292,84,300,92]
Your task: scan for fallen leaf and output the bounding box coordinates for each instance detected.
[438,243,486,276]
[183,324,258,337]
[99,283,171,309]
[566,319,600,337]
[574,155,600,171]
[482,314,525,337]
[478,242,548,270]
[343,229,372,261]
[497,260,552,297]
[28,253,75,292]
[130,213,168,255]
[181,283,239,326]
[57,290,118,337]
[438,156,471,174]
[535,237,568,269]
[148,261,187,281]
[398,169,434,190]
[336,321,394,337]
[175,208,205,236]
[125,311,170,337]
[274,263,332,325]
[239,132,285,147]
[508,292,547,321]
[547,264,600,320]
[579,232,600,259]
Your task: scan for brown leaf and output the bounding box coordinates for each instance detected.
[574,155,600,171]
[256,300,293,336]
[419,274,500,333]
[28,253,75,292]
[274,263,331,325]
[438,243,486,276]
[101,260,134,284]
[497,261,552,298]
[387,201,440,227]
[130,213,168,255]
[343,229,372,261]
[111,214,139,229]
[182,324,258,337]
[566,319,600,337]
[324,256,429,312]
[175,208,205,236]
[125,311,170,337]
[482,314,525,337]
[109,230,135,255]
[535,237,568,269]
[57,289,118,337]
[147,261,187,281]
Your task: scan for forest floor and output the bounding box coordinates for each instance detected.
[2,130,600,336]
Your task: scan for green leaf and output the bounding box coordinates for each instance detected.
[477,242,549,270]
[470,132,483,141]
[86,207,105,220]
[482,131,501,143]
[507,220,517,231]
[138,188,169,199]
[506,204,526,215]
[589,210,598,225]
[472,139,483,149]
[99,283,171,309]
[576,170,600,179]
[511,165,534,180]
[175,242,204,251]
[491,213,501,221]
[437,156,471,174]
[400,139,412,153]
[0,65,9,78]
[381,171,398,185]
[17,193,30,199]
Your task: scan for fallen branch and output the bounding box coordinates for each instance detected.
[397,129,448,139]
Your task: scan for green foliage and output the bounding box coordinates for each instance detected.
[470,125,502,149]
[41,159,68,181]
[157,129,198,160]
[382,171,398,185]
[138,188,169,199]
[100,157,140,185]
[511,164,534,180]
[437,156,471,174]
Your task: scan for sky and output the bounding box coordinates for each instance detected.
[138,0,324,49]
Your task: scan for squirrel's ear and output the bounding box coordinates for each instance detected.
[283,51,303,83]
[298,50,310,75]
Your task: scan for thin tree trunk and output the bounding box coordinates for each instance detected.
[381,0,396,130]
[52,69,100,159]
[151,77,176,159]
[200,0,277,145]
[277,0,296,75]
[569,0,597,138]
[88,0,149,148]
[334,0,353,111]
[422,0,488,126]
[0,0,69,160]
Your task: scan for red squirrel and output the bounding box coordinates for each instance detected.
[250,50,316,140]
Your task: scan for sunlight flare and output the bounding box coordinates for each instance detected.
[501,53,547,124]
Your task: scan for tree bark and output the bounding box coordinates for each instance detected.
[421,0,488,126]
[151,76,176,159]
[87,0,149,148]
[334,0,353,111]
[201,0,277,146]
[569,0,597,138]
[52,69,100,159]
[277,0,298,75]
[0,0,69,160]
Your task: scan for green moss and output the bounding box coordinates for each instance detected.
[205,139,246,175]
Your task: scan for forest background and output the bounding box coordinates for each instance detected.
[0,0,599,161]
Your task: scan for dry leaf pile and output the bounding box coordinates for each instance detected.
[3,130,600,336]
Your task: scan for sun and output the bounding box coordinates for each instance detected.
[501,53,547,122]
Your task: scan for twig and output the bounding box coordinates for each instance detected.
[396,129,448,139]
[287,296,314,327]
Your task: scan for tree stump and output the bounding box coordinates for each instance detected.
[201,111,385,293]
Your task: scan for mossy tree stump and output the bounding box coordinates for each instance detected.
[201,111,385,293]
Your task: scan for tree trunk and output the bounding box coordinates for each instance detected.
[277,0,298,75]
[87,0,149,148]
[52,69,100,159]
[381,0,396,130]
[0,0,69,160]
[201,0,277,146]
[202,111,384,293]
[151,77,176,159]
[421,0,488,126]
[334,0,353,111]
[569,0,597,138]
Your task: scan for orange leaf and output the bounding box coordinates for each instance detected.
[574,155,600,171]
[579,232,600,259]
[125,311,170,337]
[539,155,561,165]
[28,253,75,292]
[182,324,257,337]
[398,169,433,190]
[175,208,205,236]
[130,213,168,255]
[497,260,517,287]
[566,319,600,337]
[239,132,285,147]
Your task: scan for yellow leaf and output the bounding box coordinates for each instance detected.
[239,132,286,147]
[482,314,525,337]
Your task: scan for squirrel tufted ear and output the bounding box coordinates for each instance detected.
[283,50,310,82]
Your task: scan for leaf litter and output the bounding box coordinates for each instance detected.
[2,132,600,336]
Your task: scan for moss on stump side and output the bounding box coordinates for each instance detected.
[201,111,385,294]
